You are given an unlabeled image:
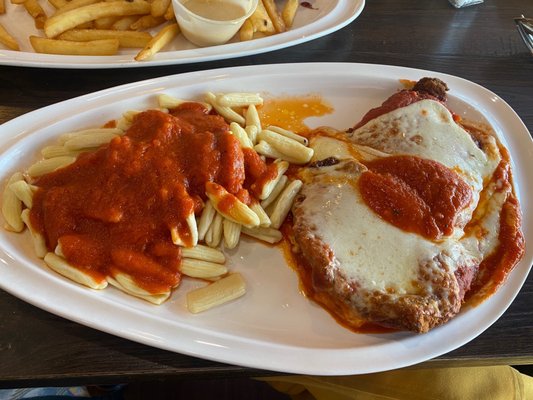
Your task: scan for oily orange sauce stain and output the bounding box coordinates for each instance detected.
[258,95,334,134]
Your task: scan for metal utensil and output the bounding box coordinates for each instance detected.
[514,15,533,55]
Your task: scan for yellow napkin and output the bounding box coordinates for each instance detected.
[259,366,533,400]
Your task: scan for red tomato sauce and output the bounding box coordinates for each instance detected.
[29,104,270,293]
[465,149,525,304]
[358,155,473,240]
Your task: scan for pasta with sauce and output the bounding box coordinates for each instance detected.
[1,92,312,313]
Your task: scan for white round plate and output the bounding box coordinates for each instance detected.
[0,63,531,375]
[0,0,364,69]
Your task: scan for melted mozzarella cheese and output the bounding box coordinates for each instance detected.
[298,165,479,295]
[349,100,501,228]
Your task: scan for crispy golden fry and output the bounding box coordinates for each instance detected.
[54,0,101,15]
[111,15,139,30]
[48,0,68,9]
[93,16,119,29]
[10,0,25,4]
[134,22,178,61]
[0,0,5,14]
[59,29,152,48]
[163,2,174,20]
[151,0,170,17]
[248,0,275,35]
[262,0,286,33]
[30,35,120,55]
[44,0,151,38]
[24,0,48,29]
[281,0,298,28]
[129,14,165,30]
[239,19,254,41]
[0,23,19,50]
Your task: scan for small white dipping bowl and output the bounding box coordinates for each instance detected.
[173,0,259,47]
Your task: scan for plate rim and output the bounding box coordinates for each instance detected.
[0,62,531,375]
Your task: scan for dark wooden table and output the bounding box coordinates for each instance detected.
[0,0,532,389]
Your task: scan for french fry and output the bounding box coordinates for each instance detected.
[30,36,120,56]
[48,0,70,9]
[2,172,24,232]
[54,0,101,15]
[248,0,275,35]
[239,19,254,41]
[0,0,5,14]
[94,16,121,29]
[24,0,47,29]
[27,156,76,178]
[268,179,302,229]
[223,218,241,249]
[59,28,152,48]
[181,244,225,264]
[44,0,151,38]
[0,23,19,50]
[134,22,179,61]
[111,15,139,30]
[179,258,227,279]
[130,14,165,31]
[45,252,108,289]
[151,0,170,17]
[262,0,286,33]
[281,0,298,28]
[163,2,174,20]
[186,273,246,313]
[205,182,260,228]
[22,210,48,258]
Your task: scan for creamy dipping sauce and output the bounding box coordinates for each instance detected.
[183,0,246,21]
